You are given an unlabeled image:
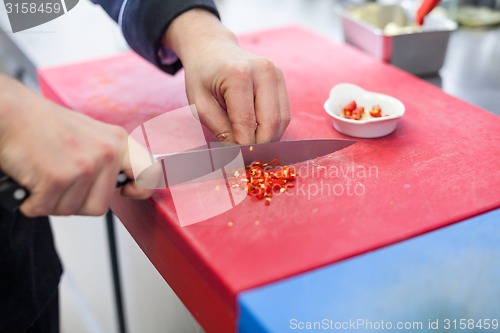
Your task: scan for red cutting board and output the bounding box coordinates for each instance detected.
[38,26,500,332]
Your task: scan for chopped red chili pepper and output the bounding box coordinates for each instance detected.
[242,158,297,205]
[369,105,382,117]
[342,100,357,119]
[343,101,384,120]
[344,100,357,112]
[352,106,365,120]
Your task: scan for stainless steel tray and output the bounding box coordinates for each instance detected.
[337,3,458,75]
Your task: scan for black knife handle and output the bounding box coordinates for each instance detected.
[0,170,131,212]
[0,171,29,212]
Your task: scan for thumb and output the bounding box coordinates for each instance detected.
[120,138,155,200]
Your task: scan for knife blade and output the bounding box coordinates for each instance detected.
[145,139,356,188]
[0,139,355,211]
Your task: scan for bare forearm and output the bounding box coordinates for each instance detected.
[0,74,18,122]
[0,75,30,148]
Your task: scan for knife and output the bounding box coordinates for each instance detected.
[0,139,355,211]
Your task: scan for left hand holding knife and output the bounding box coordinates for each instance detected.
[0,75,153,216]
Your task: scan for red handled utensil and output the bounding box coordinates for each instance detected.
[416,0,441,25]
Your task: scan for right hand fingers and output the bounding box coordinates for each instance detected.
[189,58,291,145]
[192,92,237,144]
[193,70,257,145]
[253,61,291,143]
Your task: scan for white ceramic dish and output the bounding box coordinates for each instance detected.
[324,83,405,138]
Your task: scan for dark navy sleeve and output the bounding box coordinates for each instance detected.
[90,0,219,74]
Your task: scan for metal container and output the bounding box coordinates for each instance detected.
[337,3,458,75]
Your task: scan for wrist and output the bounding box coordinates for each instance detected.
[161,9,237,66]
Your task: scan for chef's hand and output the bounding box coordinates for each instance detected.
[163,9,291,145]
[0,75,152,217]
